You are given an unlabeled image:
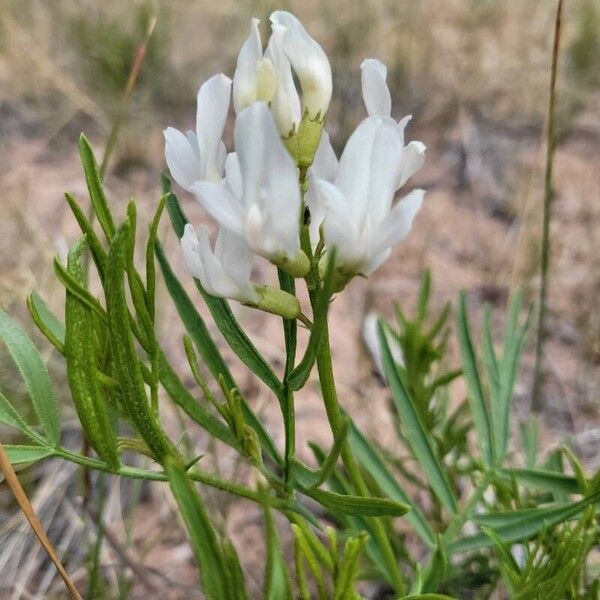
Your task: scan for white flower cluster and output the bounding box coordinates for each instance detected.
[164,11,426,311]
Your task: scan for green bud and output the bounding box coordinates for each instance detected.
[242,425,262,467]
[251,285,301,319]
[284,112,325,171]
[273,249,311,278]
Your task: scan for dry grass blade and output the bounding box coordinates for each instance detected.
[0,442,83,600]
[99,15,158,178]
[532,0,564,412]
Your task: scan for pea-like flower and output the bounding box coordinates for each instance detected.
[192,102,309,276]
[232,18,277,114]
[181,223,258,303]
[270,11,332,126]
[181,223,301,318]
[163,74,231,189]
[315,115,425,284]
[361,58,426,188]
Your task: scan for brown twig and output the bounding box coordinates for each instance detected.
[0,442,83,600]
[532,0,564,412]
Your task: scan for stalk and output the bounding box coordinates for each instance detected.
[532,0,564,411]
[316,322,406,594]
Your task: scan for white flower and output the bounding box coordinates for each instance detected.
[232,19,277,113]
[192,102,303,265]
[270,11,332,123]
[181,223,259,303]
[305,130,338,245]
[315,116,425,277]
[265,24,302,136]
[362,312,404,380]
[361,58,426,189]
[164,74,231,190]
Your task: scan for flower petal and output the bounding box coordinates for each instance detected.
[361,58,391,117]
[270,11,332,118]
[266,25,301,135]
[196,74,232,181]
[233,18,267,113]
[181,223,206,281]
[397,140,426,188]
[214,228,258,301]
[191,180,243,235]
[376,188,425,254]
[164,127,202,191]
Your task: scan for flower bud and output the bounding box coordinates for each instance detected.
[252,285,301,319]
[270,11,332,120]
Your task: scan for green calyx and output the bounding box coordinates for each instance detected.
[250,285,301,320]
[273,249,311,278]
[283,111,326,172]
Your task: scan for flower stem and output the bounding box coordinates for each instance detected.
[316,322,406,594]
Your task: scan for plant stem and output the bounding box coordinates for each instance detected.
[532,0,563,412]
[316,323,406,594]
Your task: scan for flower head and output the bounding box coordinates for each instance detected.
[315,116,425,283]
[192,102,307,274]
[164,74,231,190]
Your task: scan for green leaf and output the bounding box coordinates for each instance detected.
[158,353,241,451]
[155,240,280,464]
[452,490,600,553]
[378,320,458,514]
[27,291,66,353]
[520,416,539,469]
[420,536,448,593]
[307,415,349,490]
[495,291,529,463]
[164,458,229,600]
[0,310,60,446]
[398,595,458,600]
[4,445,54,465]
[221,540,249,600]
[0,392,47,445]
[78,134,115,239]
[64,192,108,279]
[53,256,107,322]
[287,248,335,391]
[333,533,369,600]
[457,292,494,467]
[105,222,173,462]
[64,237,120,470]
[416,269,431,323]
[263,498,293,600]
[305,486,410,517]
[348,420,436,548]
[163,194,284,398]
[146,195,167,323]
[500,467,581,495]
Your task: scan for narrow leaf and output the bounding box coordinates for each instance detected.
[304,487,410,517]
[78,134,115,239]
[4,445,54,465]
[27,292,66,353]
[0,391,47,445]
[0,310,60,445]
[348,420,436,548]
[64,237,120,470]
[379,320,458,514]
[452,491,600,552]
[164,458,229,600]
[105,223,173,462]
[263,498,293,600]
[457,292,494,467]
